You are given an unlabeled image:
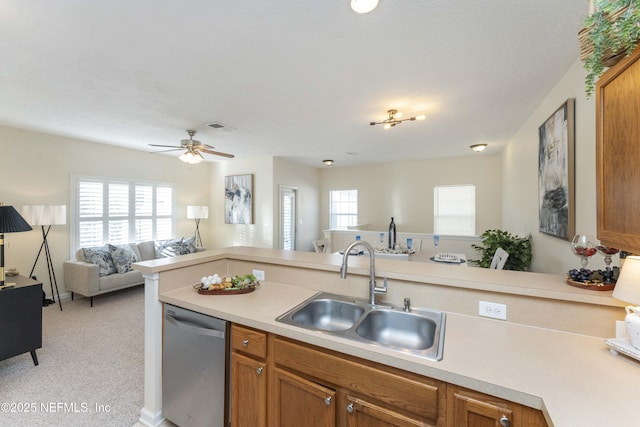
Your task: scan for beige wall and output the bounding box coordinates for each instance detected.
[502,59,608,274]
[318,155,503,234]
[209,156,275,249]
[273,158,321,252]
[0,126,210,297]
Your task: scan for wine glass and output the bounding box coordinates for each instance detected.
[597,244,619,272]
[433,235,440,254]
[571,234,597,268]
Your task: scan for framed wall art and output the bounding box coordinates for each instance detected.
[225,174,254,224]
[538,98,575,240]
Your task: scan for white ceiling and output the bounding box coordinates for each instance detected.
[1,0,588,167]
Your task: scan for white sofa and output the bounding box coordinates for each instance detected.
[64,238,198,306]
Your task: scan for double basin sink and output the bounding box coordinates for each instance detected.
[276,293,445,361]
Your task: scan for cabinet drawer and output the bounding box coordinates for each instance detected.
[231,324,267,359]
[273,336,444,423]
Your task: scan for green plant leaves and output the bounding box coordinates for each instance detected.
[582,0,640,97]
[470,229,532,271]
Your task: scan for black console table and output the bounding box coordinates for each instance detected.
[0,275,43,365]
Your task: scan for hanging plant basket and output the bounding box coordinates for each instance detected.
[580,1,640,97]
[579,6,630,66]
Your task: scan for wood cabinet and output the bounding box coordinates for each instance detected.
[596,44,640,254]
[447,386,547,427]
[271,336,445,427]
[230,324,268,427]
[272,368,335,427]
[229,323,547,427]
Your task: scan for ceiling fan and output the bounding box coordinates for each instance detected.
[149,130,235,164]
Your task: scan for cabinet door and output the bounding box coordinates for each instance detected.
[231,352,267,427]
[346,395,433,427]
[596,44,640,253]
[447,386,520,427]
[271,367,336,427]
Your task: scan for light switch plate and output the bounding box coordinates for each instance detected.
[253,269,265,281]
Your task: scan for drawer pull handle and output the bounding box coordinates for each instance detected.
[324,397,332,406]
[256,367,263,375]
[346,403,354,413]
[500,415,510,427]
[242,339,249,347]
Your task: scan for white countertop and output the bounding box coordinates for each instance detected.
[160,280,640,427]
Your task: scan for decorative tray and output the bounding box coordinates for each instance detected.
[565,278,615,291]
[605,337,640,362]
[193,281,260,295]
[430,256,465,264]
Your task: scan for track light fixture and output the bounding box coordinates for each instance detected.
[370,109,426,130]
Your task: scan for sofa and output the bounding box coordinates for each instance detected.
[64,237,199,306]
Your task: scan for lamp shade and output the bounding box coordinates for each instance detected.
[613,256,640,305]
[22,205,67,226]
[0,204,33,233]
[187,205,209,219]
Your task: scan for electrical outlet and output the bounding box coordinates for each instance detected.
[252,269,265,281]
[479,301,507,320]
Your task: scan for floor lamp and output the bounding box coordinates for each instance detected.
[187,205,208,248]
[22,205,66,311]
[0,204,33,289]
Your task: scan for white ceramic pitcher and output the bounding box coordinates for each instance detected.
[624,306,640,350]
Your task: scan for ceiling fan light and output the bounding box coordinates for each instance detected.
[351,0,379,14]
[470,144,488,152]
[383,123,392,130]
[179,150,204,164]
[416,114,426,121]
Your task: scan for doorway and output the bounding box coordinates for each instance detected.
[279,186,297,250]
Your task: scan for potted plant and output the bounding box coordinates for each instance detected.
[581,0,640,97]
[470,229,532,271]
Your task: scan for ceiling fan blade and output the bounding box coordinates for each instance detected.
[201,148,235,159]
[150,148,184,153]
[149,144,183,149]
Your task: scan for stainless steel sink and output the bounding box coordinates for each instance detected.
[355,309,438,350]
[289,298,366,332]
[276,293,445,361]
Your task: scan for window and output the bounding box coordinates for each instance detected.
[434,185,476,236]
[329,190,357,230]
[71,176,175,253]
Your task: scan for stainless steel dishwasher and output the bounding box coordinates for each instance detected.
[163,304,229,427]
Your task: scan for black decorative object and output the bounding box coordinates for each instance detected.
[0,204,33,288]
[388,217,396,249]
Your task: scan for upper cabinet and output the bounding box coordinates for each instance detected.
[596,44,640,254]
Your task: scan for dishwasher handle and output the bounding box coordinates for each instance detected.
[165,313,226,339]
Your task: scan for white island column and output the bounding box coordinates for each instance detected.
[138,272,165,427]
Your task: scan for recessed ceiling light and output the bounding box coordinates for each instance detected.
[351,0,379,14]
[323,159,334,166]
[470,144,488,152]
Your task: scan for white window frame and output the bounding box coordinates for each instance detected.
[433,184,476,236]
[329,189,358,230]
[70,175,176,256]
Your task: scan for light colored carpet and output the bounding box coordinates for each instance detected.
[0,286,145,427]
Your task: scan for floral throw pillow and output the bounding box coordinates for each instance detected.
[180,236,197,254]
[109,244,138,274]
[154,238,183,258]
[83,246,117,277]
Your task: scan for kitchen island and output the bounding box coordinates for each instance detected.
[133,247,636,427]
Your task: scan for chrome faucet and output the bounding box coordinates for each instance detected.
[340,240,387,305]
